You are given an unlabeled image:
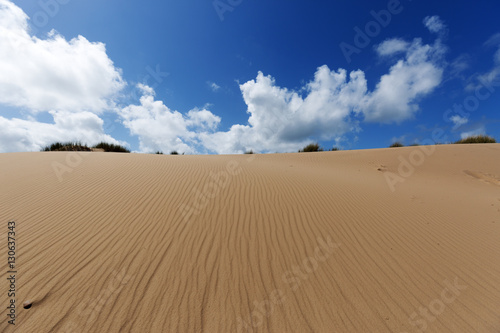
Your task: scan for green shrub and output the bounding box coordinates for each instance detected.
[299,143,323,152]
[389,142,404,148]
[454,135,496,144]
[330,147,340,151]
[170,151,179,155]
[93,142,130,153]
[42,142,91,152]
[155,151,164,155]
[244,150,254,154]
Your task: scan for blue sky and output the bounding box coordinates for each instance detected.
[0,0,499,153]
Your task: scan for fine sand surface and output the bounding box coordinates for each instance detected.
[1,144,500,332]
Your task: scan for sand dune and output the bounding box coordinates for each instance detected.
[1,144,500,332]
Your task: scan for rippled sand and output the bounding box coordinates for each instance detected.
[1,144,499,332]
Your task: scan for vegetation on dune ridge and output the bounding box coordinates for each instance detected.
[299,143,324,152]
[42,142,92,152]
[42,142,130,153]
[93,142,131,153]
[42,135,497,155]
[454,135,496,144]
[389,142,404,148]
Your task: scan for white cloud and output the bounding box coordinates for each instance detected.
[119,85,221,154]
[0,0,126,153]
[376,38,409,56]
[207,81,221,92]
[137,83,155,96]
[199,66,366,154]
[0,2,448,155]
[360,38,445,123]
[186,108,220,130]
[0,0,125,113]
[0,111,121,153]
[450,115,468,129]
[198,35,445,153]
[423,16,446,34]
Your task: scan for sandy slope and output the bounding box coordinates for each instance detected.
[1,144,499,332]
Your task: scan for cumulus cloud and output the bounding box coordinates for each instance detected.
[199,67,366,154]
[119,85,221,153]
[0,111,120,153]
[423,16,446,34]
[0,0,125,113]
[0,0,125,153]
[196,32,445,153]
[360,38,445,123]
[0,1,447,155]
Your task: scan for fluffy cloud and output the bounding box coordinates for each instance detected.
[0,0,125,113]
[376,38,409,56]
[360,38,445,123]
[200,34,445,153]
[450,115,468,129]
[423,16,446,34]
[196,33,445,153]
[119,86,221,154]
[0,1,447,155]
[0,111,120,153]
[0,0,125,153]
[199,67,366,154]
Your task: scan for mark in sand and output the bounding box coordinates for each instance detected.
[463,170,500,187]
